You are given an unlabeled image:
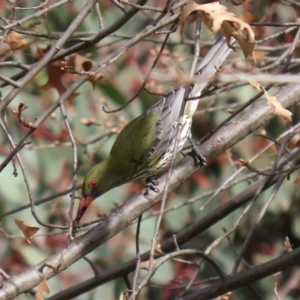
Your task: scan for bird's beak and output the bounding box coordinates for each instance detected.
[75,195,94,223]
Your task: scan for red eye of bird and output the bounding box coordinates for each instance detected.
[89,180,97,189]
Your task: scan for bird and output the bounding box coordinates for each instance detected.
[73,37,233,226]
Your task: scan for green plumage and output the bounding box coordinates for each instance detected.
[82,87,185,200]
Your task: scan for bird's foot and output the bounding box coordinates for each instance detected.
[144,177,159,195]
[188,137,206,166]
[71,220,79,238]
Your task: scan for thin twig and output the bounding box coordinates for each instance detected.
[131,215,143,294]
[58,104,78,241]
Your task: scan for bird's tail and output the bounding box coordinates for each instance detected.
[186,37,235,114]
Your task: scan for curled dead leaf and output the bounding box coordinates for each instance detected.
[35,279,50,300]
[265,93,292,122]
[180,1,256,59]
[64,54,113,85]
[240,10,265,37]
[14,218,39,244]
[5,31,29,51]
[249,80,292,122]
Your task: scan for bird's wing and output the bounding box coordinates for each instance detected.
[110,87,185,163]
[143,87,186,162]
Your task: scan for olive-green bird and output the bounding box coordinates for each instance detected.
[75,37,233,224]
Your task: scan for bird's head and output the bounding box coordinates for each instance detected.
[74,157,132,224]
[75,161,110,224]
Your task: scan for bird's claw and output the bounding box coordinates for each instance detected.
[71,220,79,238]
[191,147,206,166]
[188,137,206,166]
[144,177,160,195]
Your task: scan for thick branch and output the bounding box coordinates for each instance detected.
[178,245,300,300]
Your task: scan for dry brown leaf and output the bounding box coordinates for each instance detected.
[263,89,292,122]
[5,32,29,51]
[180,1,256,59]
[65,53,112,85]
[249,80,292,122]
[14,218,39,244]
[35,279,50,300]
[240,10,265,37]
